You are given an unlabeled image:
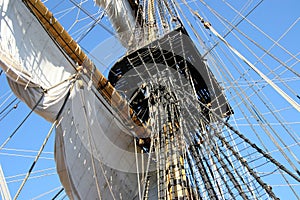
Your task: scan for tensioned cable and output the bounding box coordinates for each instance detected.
[12,70,79,199]
[183,113,253,196]
[0,93,44,151]
[254,17,300,69]
[0,90,12,101]
[0,97,18,115]
[76,11,105,43]
[206,22,300,112]
[13,120,57,200]
[202,100,300,181]
[198,0,265,58]
[216,36,300,164]
[223,1,300,73]
[0,152,53,160]
[182,1,300,112]
[78,84,121,200]
[68,0,114,35]
[165,30,250,197]
[51,188,65,200]
[5,167,57,183]
[179,76,292,197]
[189,1,300,102]
[197,0,300,79]
[1,147,53,154]
[7,172,57,184]
[0,103,19,122]
[205,28,300,154]
[197,110,279,199]
[31,186,63,200]
[202,18,300,165]
[221,18,300,99]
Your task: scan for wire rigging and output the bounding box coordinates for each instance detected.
[0,93,44,151]
[13,120,57,200]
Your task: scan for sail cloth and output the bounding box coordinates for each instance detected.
[0,0,76,122]
[95,0,137,47]
[55,80,158,199]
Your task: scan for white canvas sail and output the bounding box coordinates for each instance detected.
[95,0,137,47]
[0,0,75,122]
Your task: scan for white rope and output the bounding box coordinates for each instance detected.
[0,152,53,160]
[134,138,142,200]
[13,120,57,200]
[6,167,56,180]
[7,172,57,184]
[1,148,53,155]
[208,25,300,112]
[31,186,63,200]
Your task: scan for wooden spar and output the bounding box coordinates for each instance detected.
[22,0,150,137]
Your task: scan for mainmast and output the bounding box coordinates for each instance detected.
[107,1,232,198]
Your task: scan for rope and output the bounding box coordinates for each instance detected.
[201,100,300,182]
[205,23,300,112]
[0,97,18,115]
[51,188,65,200]
[13,120,57,200]
[78,89,103,200]
[0,101,20,122]
[7,172,57,184]
[0,93,44,151]
[6,167,56,180]
[199,18,300,171]
[31,186,63,200]
[134,138,142,200]
[0,152,53,160]
[202,23,300,171]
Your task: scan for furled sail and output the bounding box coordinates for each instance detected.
[95,0,137,47]
[0,0,76,122]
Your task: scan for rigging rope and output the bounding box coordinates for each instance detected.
[31,186,63,200]
[203,22,300,169]
[134,137,142,200]
[11,70,79,199]
[13,120,57,200]
[51,188,65,200]
[0,93,44,151]
[203,21,300,112]
[68,0,114,35]
[0,97,18,115]
[201,100,300,182]
[199,0,265,58]
[0,101,19,122]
